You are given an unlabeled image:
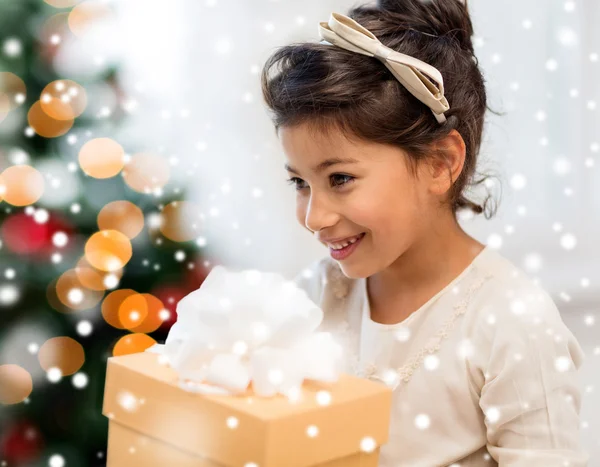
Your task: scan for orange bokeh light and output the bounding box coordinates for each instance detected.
[112,333,156,357]
[0,72,26,111]
[44,0,82,7]
[129,294,167,334]
[118,293,148,330]
[119,293,166,333]
[0,165,45,207]
[28,100,74,138]
[0,93,9,124]
[0,365,33,405]
[41,12,71,37]
[97,200,144,239]
[47,276,75,314]
[38,336,85,376]
[159,200,204,242]
[75,255,123,291]
[122,152,170,194]
[55,268,105,311]
[102,289,137,329]
[40,79,87,121]
[68,0,112,37]
[78,137,125,179]
[84,230,132,272]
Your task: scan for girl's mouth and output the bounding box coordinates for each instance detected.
[329,232,365,260]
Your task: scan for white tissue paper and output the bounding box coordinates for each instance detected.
[146,265,344,397]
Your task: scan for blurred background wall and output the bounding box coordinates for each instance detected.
[0,0,598,464]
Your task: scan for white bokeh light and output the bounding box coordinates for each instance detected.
[117,390,139,412]
[226,416,239,429]
[67,288,84,305]
[555,356,572,372]
[487,234,503,250]
[316,390,332,406]
[47,367,63,383]
[0,284,20,306]
[424,355,440,371]
[52,232,69,248]
[510,173,527,190]
[414,414,431,430]
[3,37,22,57]
[360,436,377,453]
[523,253,543,273]
[76,320,93,336]
[560,233,577,250]
[72,372,89,389]
[485,407,501,424]
[48,454,66,467]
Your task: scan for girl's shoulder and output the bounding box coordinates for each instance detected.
[472,247,559,316]
[468,249,582,360]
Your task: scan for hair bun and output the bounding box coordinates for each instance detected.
[377,0,475,55]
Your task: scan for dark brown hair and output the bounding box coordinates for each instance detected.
[261,0,502,219]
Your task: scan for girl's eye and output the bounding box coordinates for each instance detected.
[286,177,306,190]
[286,174,355,191]
[330,174,354,188]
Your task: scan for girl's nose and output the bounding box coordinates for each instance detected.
[304,194,338,234]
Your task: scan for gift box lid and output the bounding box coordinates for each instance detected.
[102,351,393,467]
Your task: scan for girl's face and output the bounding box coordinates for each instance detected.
[280,122,444,279]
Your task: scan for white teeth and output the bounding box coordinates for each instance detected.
[329,233,364,250]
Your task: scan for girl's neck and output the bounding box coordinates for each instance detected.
[366,221,485,325]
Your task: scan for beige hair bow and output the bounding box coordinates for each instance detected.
[318,12,450,124]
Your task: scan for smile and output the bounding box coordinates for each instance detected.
[329,233,365,260]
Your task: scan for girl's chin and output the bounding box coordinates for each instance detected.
[336,262,371,279]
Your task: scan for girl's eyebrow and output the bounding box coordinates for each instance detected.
[285,156,360,175]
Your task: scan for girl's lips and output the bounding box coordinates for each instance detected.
[329,232,365,260]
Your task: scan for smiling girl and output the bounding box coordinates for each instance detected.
[261,0,588,465]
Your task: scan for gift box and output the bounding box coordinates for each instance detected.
[102,351,393,467]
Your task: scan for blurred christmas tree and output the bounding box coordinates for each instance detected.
[0,1,210,466]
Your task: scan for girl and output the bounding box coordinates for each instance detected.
[261,0,588,466]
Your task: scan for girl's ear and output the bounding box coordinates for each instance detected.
[427,129,467,196]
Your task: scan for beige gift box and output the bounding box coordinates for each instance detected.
[102,352,393,466]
